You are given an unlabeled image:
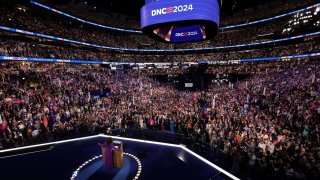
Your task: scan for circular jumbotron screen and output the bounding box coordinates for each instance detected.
[140,0,220,43]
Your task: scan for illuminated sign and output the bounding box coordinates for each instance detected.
[151,4,193,16]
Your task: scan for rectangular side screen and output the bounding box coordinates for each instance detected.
[170,25,205,42]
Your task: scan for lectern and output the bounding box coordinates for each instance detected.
[113,141,123,168]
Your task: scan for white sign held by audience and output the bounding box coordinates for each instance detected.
[212,94,218,109]
[132,96,135,105]
[312,74,315,83]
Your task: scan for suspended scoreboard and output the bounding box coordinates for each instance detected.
[141,0,220,43]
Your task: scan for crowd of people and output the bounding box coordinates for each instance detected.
[0,59,320,179]
[1,37,318,62]
[0,38,114,61]
[0,1,320,179]
[204,60,320,179]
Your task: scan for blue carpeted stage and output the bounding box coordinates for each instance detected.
[0,135,238,180]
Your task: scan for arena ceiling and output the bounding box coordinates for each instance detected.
[43,0,288,17]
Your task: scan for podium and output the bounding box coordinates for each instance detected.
[113,141,124,168]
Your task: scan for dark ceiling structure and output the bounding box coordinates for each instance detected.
[42,0,291,17]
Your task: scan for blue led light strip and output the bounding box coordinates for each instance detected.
[238,52,320,63]
[0,25,319,52]
[30,1,320,32]
[0,56,107,64]
[0,53,319,65]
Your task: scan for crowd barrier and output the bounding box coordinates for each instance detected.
[30,1,320,32]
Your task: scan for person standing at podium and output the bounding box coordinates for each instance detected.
[98,137,119,169]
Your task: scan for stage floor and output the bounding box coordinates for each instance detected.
[0,136,229,180]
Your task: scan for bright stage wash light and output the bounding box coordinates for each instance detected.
[140,0,220,43]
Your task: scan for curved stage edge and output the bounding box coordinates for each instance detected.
[0,134,239,180]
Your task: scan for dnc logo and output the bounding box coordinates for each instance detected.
[175,31,198,37]
[151,4,193,16]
